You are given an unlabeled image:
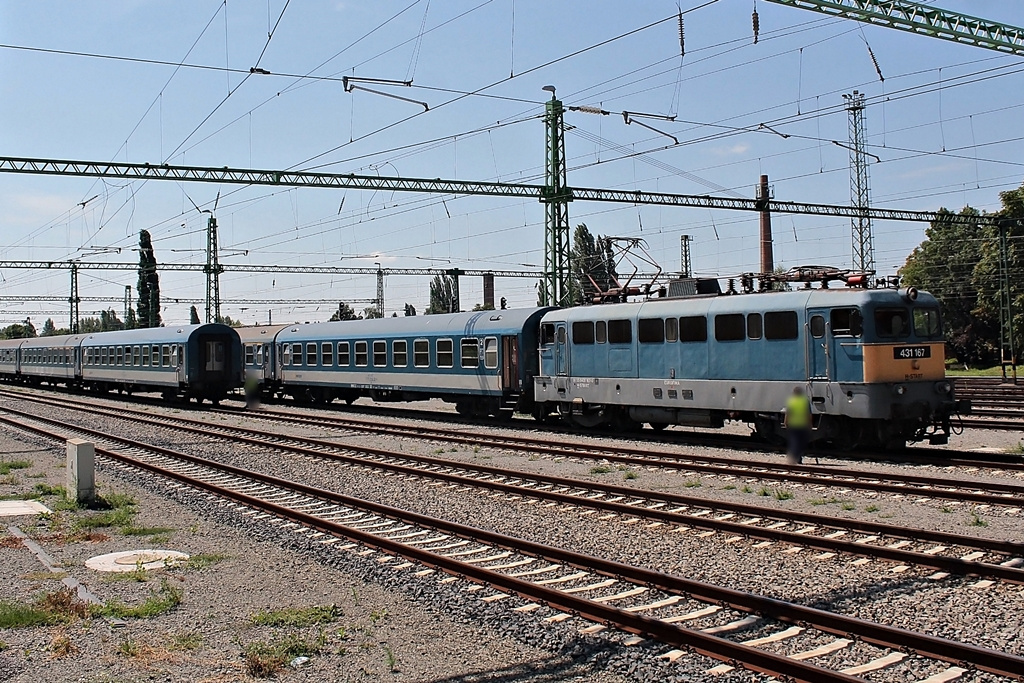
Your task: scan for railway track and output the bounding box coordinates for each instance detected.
[2,405,1022,682]
[4,392,1023,586]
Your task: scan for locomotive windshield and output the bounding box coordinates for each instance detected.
[830,308,862,337]
[913,307,942,339]
[874,308,910,339]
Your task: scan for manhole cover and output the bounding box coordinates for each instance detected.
[86,549,190,573]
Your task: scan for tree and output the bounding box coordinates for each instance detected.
[78,317,103,333]
[189,306,201,324]
[216,314,242,327]
[902,207,998,364]
[404,303,416,316]
[973,184,1024,364]
[426,274,458,314]
[472,303,495,311]
[0,321,36,339]
[329,302,359,322]
[41,318,57,337]
[100,309,124,331]
[363,306,382,319]
[136,229,162,328]
[124,308,138,330]
[569,224,619,305]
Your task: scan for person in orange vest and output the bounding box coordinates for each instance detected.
[783,385,812,465]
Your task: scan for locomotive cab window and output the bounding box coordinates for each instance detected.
[556,327,567,344]
[373,341,387,367]
[541,323,556,345]
[414,340,429,367]
[355,341,368,367]
[679,315,707,342]
[638,318,664,344]
[461,338,480,368]
[608,319,632,344]
[322,342,334,367]
[572,321,594,344]
[830,308,863,337]
[595,320,607,343]
[665,317,678,342]
[715,314,745,342]
[810,315,826,339]
[437,339,454,368]
[484,337,498,369]
[747,313,763,340]
[765,311,798,340]
[393,340,408,367]
[338,342,350,367]
[875,308,910,339]
[306,342,319,366]
[913,307,941,339]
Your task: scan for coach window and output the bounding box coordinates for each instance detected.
[306,342,319,366]
[373,340,387,367]
[461,338,480,368]
[875,308,910,339]
[830,308,863,337]
[256,345,265,367]
[679,315,708,342]
[338,342,350,367]
[484,337,498,369]
[665,317,678,342]
[245,345,255,365]
[595,320,607,343]
[142,346,150,367]
[810,315,826,339]
[437,339,454,368]
[162,345,171,367]
[913,307,941,339]
[747,313,763,340]
[608,319,632,344]
[282,344,293,366]
[290,343,303,366]
[171,345,180,367]
[638,318,664,343]
[355,341,368,367]
[322,342,334,367]
[540,323,556,345]
[393,340,408,368]
[133,346,142,366]
[572,321,594,344]
[764,311,799,340]
[99,348,107,365]
[715,314,745,342]
[414,339,429,367]
[115,347,123,365]
[152,345,160,366]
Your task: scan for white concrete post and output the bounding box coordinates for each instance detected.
[66,439,95,505]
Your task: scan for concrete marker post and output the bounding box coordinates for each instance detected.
[66,438,95,505]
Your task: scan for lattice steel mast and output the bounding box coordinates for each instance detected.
[541,87,572,306]
[844,91,874,273]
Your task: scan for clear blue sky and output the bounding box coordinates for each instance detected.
[3,1,1023,325]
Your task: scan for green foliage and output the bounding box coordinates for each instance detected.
[329,302,359,322]
[362,306,382,319]
[0,321,37,339]
[569,223,619,305]
[94,579,182,619]
[865,504,880,513]
[243,632,326,678]
[684,479,702,488]
[0,460,31,475]
[41,318,57,336]
[189,306,201,324]
[622,469,638,480]
[169,630,203,651]
[0,601,55,628]
[426,273,458,314]
[136,229,162,329]
[589,465,613,474]
[0,588,90,628]
[250,605,341,628]
[403,303,416,316]
[773,488,794,501]
[183,553,228,570]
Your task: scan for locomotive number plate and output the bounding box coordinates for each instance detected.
[893,345,931,360]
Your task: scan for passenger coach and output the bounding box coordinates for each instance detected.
[534,285,958,448]
[268,308,553,415]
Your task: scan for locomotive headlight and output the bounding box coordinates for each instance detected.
[935,381,951,395]
[892,384,906,396]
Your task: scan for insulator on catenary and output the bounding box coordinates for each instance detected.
[575,105,606,115]
[867,44,884,82]
[678,12,685,57]
[752,4,760,44]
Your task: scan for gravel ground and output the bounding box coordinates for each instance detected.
[2,387,1022,682]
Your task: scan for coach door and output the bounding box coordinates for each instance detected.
[806,311,829,381]
[501,336,519,391]
[554,323,568,376]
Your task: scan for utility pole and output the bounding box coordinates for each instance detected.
[998,219,1018,383]
[69,262,80,333]
[845,91,874,273]
[679,235,692,278]
[123,286,132,328]
[204,213,223,323]
[376,265,385,318]
[757,174,774,274]
[446,268,463,313]
[541,85,572,307]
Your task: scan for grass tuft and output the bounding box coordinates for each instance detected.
[0,460,31,476]
[865,504,880,513]
[183,552,228,570]
[169,630,203,651]
[589,465,612,475]
[243,631,326,678]
[94,579,182,619]
[773,488,794,501]
[250,605,341,628]
[684,479,702,488]
[622,470,638,480]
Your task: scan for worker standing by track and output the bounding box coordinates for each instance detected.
[784,386,812,465]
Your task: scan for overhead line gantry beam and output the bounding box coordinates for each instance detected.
[765,0,1024,56]
[0,156,997,227]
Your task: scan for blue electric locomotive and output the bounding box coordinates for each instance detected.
[534,283,958,448]
[255,308,553,415]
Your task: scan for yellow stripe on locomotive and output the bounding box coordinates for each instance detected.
[862,342,946,383]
